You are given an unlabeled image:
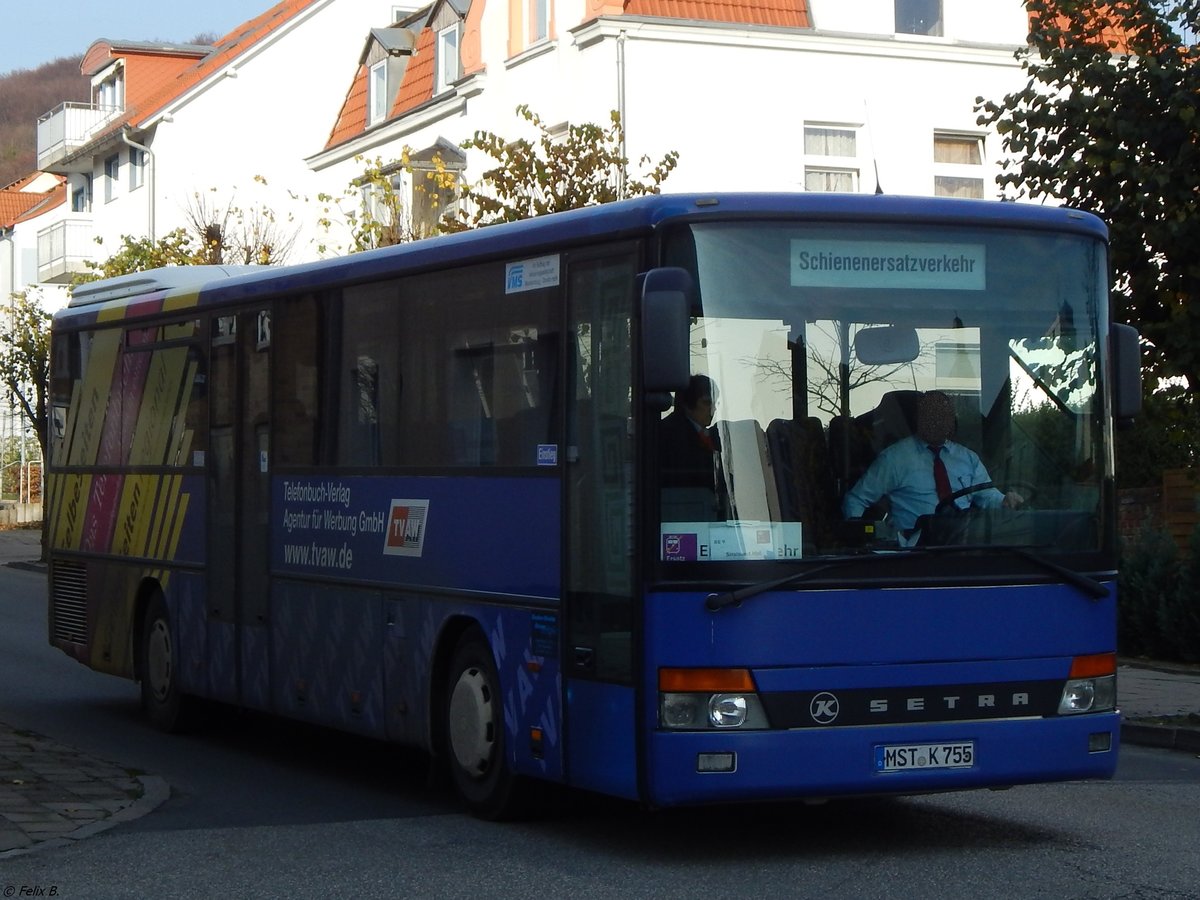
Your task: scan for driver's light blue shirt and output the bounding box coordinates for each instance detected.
[842,435,1005,531]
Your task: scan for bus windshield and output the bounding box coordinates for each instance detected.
[657,219,1109,562]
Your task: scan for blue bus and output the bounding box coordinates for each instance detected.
[47,193,1140,817]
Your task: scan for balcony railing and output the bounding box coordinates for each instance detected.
[37,218,94,283]
[37,102,124,172]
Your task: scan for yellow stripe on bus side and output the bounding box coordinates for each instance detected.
[95,303,130,323]
[50,473,92,551]
[152,474,182,560]
[164,490,191,566]
[112,474,155,560]
[166,356,199,467]
[128,350,174,466]
[67,329,122,468]
[162,290,201,313]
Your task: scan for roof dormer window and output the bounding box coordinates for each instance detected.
[368,59,389,126]
[436,24,460,94]
[95,70,124,111]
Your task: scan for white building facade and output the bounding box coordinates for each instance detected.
[19,0,1041,279]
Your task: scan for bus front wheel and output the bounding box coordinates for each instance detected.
[443,630,526,819]
[139,593,193,733]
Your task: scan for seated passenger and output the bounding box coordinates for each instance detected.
[659,375,720,489]
[842,390,1022,532]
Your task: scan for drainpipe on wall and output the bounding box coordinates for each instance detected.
[617,30,628,200]
[1,226,13,300]
[121,129,155,242]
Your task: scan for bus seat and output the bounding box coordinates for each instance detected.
[715,419,780,522]
[767,417,836,547]
[863,389,922,454]
[828,414,873,496]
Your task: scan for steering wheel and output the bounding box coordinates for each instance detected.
[934,481,995,515]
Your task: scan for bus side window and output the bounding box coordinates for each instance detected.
[273,294,321,467]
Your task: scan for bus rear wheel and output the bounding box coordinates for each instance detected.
[139,593,193,733]
[444,630,527,819]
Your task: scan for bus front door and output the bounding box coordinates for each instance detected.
[563,252,640,800]
[208,309,272,709]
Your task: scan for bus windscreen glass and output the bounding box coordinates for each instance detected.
[658,221,1108,562]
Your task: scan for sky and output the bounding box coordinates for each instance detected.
[0,1,267,77]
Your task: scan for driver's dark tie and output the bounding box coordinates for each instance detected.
[930,445,952,502]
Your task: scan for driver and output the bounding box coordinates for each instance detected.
[842,390,1023,532]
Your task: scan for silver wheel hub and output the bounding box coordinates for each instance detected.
[448,665,495,777]
[146,618,173,702]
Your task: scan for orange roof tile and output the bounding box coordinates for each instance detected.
[325,0,811,151]
[326,64,370,150]
[0,176,66,228]
[624,0,810,28]
[75,0,321,156]
[392,27,436,118]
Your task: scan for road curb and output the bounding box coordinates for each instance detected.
[0,776,170,860]
[1121,722,1200,755]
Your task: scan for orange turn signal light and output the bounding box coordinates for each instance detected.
[1069,652,1117,679]
[659,667,756,692]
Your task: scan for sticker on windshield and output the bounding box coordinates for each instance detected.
[505,255,560,293]
[791,240,986,291]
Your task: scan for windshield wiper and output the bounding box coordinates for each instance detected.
[917,543,1109,601]
[706,556,875,611]
[705,543,1110,612]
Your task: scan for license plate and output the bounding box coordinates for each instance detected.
[875,742,975,772]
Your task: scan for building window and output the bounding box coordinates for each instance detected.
[128,148,146,190]
[933,133,985,199]
[436,25,460,94]
[530,0,550,42]
[71,176,92,212]
[95,74,124,111]
[896,0,942,36]
[368,60,388,126]
[104,154,120,202]
[804,125,859,193]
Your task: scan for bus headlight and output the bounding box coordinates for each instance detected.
[1059,675,1116,714]
[1058,653,1117,715]
[709,694,748,728]
[661,693,703,728]
[658,668,771,730]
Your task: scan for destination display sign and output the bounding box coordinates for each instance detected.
[791,239,986,290]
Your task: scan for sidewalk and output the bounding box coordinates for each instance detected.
[0,525,1196,857]
[0,526,168,857]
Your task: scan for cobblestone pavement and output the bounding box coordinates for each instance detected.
[0,726,168,859]
[0,525,1196,856]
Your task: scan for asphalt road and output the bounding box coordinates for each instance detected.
[3,564,1199,899]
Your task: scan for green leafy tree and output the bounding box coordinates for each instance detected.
[0,289,52,492]
[976,0,1200,389]
[76,228,207,282]
[447,105,680,230]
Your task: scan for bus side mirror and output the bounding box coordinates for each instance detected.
[640,267,692,402]
[1111,322,1142,424]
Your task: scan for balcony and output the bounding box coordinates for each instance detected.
[38,219,94,283]
[37,102,124,173]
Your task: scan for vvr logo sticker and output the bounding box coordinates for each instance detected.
[810,692,840,724]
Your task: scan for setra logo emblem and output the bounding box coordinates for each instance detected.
[810,692,840,724]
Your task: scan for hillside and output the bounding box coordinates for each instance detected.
[0,57,89,189]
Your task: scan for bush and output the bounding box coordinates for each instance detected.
[1163,528,1200,663]
[1118,523,1179,658]
[1118,522,1200,662]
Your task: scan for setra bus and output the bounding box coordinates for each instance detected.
[46,193,1141,817]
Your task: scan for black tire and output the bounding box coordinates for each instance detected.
[443,629,527,819]
[139,593,193,733]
